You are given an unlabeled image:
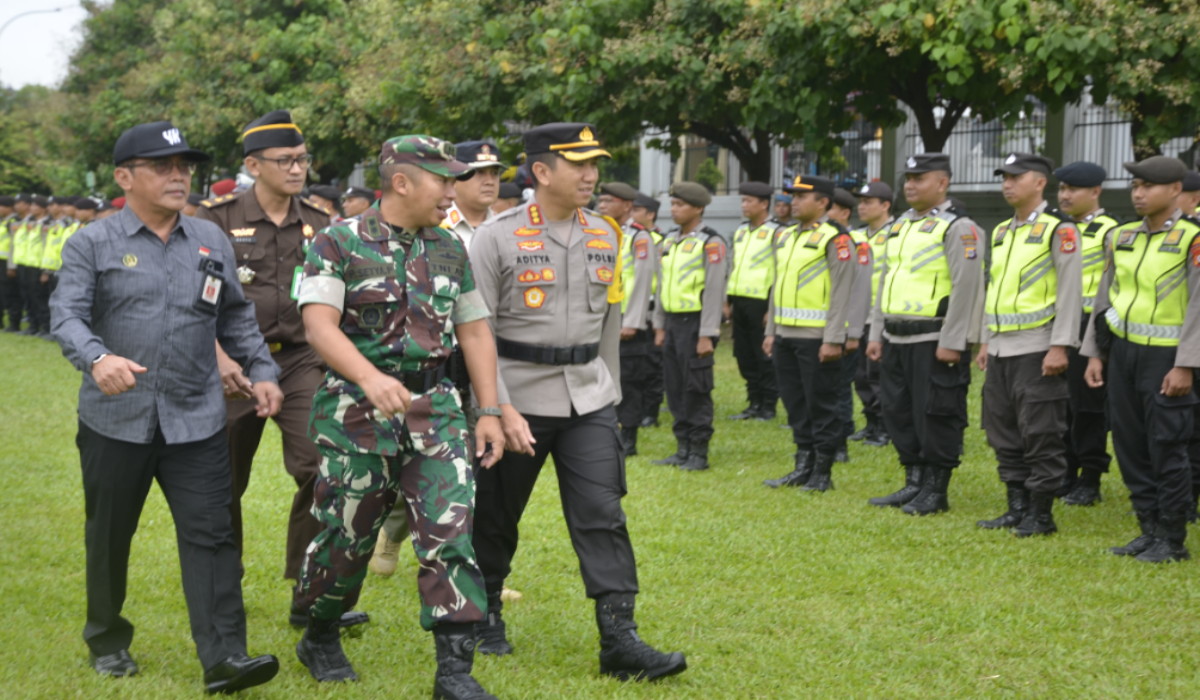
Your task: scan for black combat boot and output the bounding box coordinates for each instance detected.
[801,454,835,492]
[901,466,952,515]
[848,422,871,441]
[1062,468,1102,506]
[754,402,777,420]
[679,441,709,471]
[1135,514,1190,563]
[1110,510,1157,556]
[620,426,638,456]
[651,440,689,466]
[763,450,814,488]
[474,603,513,656]
[296,614,358,682]
[433,623,496,699]
[833,444,849,463]
[595,594,687,682]
[729,402,760,420]
[977,483,1029,529]
[1013,490,1057,537]
[862,417,890,447]
[867,465,924,508]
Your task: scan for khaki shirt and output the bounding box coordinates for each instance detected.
[472,201,622,416]
[442,202,491,250]
[195,189,331,345]
[621,221,659,330]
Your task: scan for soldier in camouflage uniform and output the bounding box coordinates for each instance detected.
[293,135,504,700]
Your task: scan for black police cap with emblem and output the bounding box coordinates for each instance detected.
[783,174,835,197]
[854,181,894,203]
[524,123,612,162]
[113,120,210,165]
[1183,170,1200,193]
[75,197,99,211]
[600,182,639,201]
[903,153,952,176]
[1054,161,1107,188]
[1124,155,1187,184]
[633,193,661,213]
[31,195,50,207]
[15,193,32,204]
[456,140,507,171]
[242,110,305,156]
[994,152,1055,177]
[670,181,713,208]
[738,181,773,200]
[344,186,375,201]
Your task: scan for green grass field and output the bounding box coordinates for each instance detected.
[3,329,1199,699]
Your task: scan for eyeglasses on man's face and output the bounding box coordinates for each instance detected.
[123,159,199,176]
[255,154,315,171]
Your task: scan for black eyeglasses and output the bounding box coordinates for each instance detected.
[123,159,199,176]
[255,154,315,170]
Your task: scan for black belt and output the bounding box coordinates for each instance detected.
[385,362,448,394]
[496,337,600,365]
[884,318,944,336]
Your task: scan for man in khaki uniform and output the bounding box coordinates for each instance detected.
[470,122,686,682]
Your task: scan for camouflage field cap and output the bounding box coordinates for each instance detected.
[379,135,474,180]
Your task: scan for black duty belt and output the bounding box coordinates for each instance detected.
[884,318,944,336]
[496,337,600,365]
[386,362,448,394]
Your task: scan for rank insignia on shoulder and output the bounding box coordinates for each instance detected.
[806,230,824,246]
[528,204,545,226]
[514,226,541,237]
[448,209,462,226]
[1164,228,1185,246]
[1027,222,1047,241]
[918,219,937,233]
[1116,230,1138,247]
[231,227,256,238]
[682,240,697,253]
[576,209,588,226]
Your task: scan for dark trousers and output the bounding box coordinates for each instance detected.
[226,345,323,581]
[617,328,655,428]
[837,346,859,438]
[2,260,20,328]
[18,265,45,330]
[662,312,716,446]
[982,352,1069,493]
[1107,338,1196,517]
[77,421,245,669]
[854,324,882,419]
[773,336,842,457]
[1065,320,1110,475]
[0,259,7,327]
[729,295,777,409]
[644,316,665,420]
[879,340,970,470]
[473,405,637,603]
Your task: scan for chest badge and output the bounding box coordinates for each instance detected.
[231,227,256,238]
[122,254,137,267]
[237,265,256,284]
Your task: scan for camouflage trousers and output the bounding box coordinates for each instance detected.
[295,429,486,630]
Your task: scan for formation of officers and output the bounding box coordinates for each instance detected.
[14,104,1200,696]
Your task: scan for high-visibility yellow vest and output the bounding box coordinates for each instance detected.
[879,210,957,317]
[41,219,80,272]
[1104,217,1200,347]
[1078,213,1120,313]
[659,228,720,313]
[11,218,38,267]
[862,220,893,308]
[619,224,657,314]
[0,215,13,260]
[772,222,844,328]
[985,211,1069,333]
[728,219,778,299]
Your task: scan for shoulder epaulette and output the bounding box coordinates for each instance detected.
[1044,207,1069,223]
[825,220,849,235]
[934,208,961,224]
[200,193,236,208]
[1181,213,1200,227]
[299,196,331,215]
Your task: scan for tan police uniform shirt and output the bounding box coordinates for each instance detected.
[195,189,331,345]
[443,202,491,251]
[471,201,622,417]
[621,220,659,331]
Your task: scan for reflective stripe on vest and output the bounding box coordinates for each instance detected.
[1079,215,1119,313]
[1105,219,1200,347]
[773,222,840,328]
[728,220,777,299]
[879,211,955,318]
[985,211,1065,333]
[659,232,711,312]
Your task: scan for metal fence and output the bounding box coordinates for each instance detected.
[900,104,1048,188]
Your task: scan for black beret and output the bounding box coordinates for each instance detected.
[113,121,210,165]
[498,182,523,200]
[455,140,507,171]
[242,110,305,155]
[524,122,611,162]
[343,186,375,201]
[669,181,712,207]
[903,153,952,176]
[0,196,15,206]
[1123,156,1187,184]
[1183,171,1200,192]
[31,195,50,207]
[994,152,1055,177]
[783,174,835,198]
[1053,161,1107,188]
[600,182,639,201]
[832,187,857,210]
[853,181,894,202]
[74,197,99,211]
[738,181,773,199]
[309,184,343,202]
[633,193,661,213]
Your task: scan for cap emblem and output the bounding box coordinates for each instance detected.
[1005,153,1017,165]
[162,128,182,146]
[906,157,917,168]
[579,126,594,142]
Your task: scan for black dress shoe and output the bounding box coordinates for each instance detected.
[639,416,659,428]
[91,649,139,677]
[204,653,279,694]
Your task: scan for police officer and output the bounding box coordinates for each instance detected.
[866,154,983,515]
[341,186,375,218]
[306,184,343,217]
[2,194,29,331]
[1083,155,1200,563]
[829,186,869,462]
[0,195,15,330]
[471,122,686,682]
[975,152,1081,537]
[293,135,504,695]
[848,182,895,447]
[828,187,856,230]
[445,140,507,248]
[39,197,85,322]
[652,181,730,471]
[773,192,794,227]
[726,181,782,421]
[631,192,667,427]
[1053,161,1120,506]
[193,111,348,627]
[14,195,51,335]
[1179,170,1200,215]
[761,175,857,491]
[598,181,658,455]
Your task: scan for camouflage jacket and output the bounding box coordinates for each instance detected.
[297,206,490,455]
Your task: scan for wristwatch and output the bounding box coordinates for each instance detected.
[477,406,502,417]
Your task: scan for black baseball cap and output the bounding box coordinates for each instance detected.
[113,120,210,165]
[832,188,857,210]
[344,186,375,201]
[853,181,894,202]
[994,152,1055,177]
[903,153,951,176]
